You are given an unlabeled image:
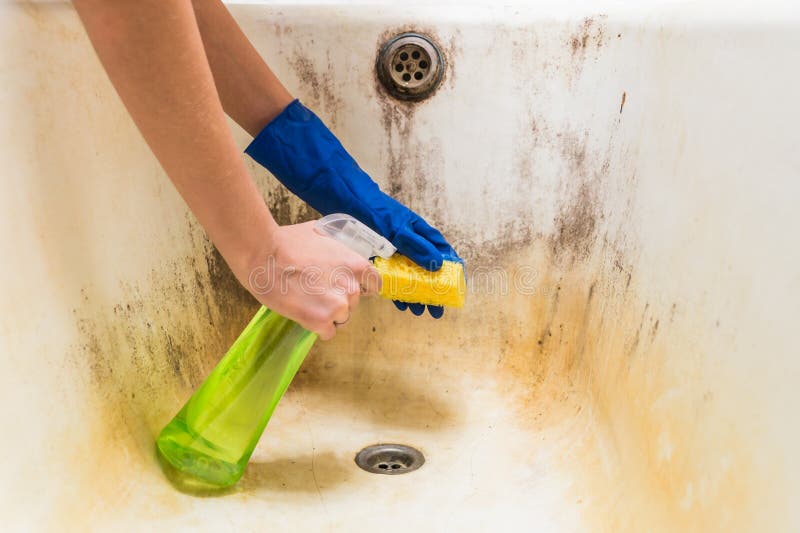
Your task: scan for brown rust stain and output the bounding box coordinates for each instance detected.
[620,91,627,113]
[569,16,607,57]
[467,239,779,532]
[563,15,609,87]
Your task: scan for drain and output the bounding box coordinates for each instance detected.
[355,444,425,475]
[376,32,444,101]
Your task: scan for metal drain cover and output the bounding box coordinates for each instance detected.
[376,32,444,101]
[355,444,425,475]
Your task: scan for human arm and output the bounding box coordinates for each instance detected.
[73,0,375,339]
[189,0,462,318]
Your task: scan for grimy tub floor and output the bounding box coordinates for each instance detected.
[6,242,777,532]
[37,296,599,532]
[2,2,799,532]
[43,246,596,531]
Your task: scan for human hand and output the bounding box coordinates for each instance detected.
[239,221,380,340]
[375,202,462,319]
[245,99,463,318]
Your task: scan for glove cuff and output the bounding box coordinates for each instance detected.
[245,100,400,234]
[245,99,341,194]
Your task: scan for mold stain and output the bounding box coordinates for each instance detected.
[65,195,777,532]
[551,180,600,263]
[65,213,461,517]
[56,13,780,531]
[263,180,318,226]
[486,21,626,273]
[511,116,612,269]
[563,15,609,87]
[570,16,607,58]
[443,30,461,91]
[287,49,342,128]
[371,27,454,228]
[377,99,417,199]
[75,219,258,415]
[277,18,769,528]
[53,233,261,525]
[450,108,616,269]
[504,29,543,260]
[275,23,455,229]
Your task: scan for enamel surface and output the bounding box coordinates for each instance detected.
[1,2,798,531]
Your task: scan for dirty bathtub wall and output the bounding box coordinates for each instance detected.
[1,2,799,532]
[242,6,800,530]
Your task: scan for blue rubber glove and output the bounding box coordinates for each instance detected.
[245,99,461,318]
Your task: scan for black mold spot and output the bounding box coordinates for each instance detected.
[264,184,318,227]
[73,218,261,444]
[373,25,456,208]
[552,182,598,260]
[537,285,562,352]
[288,49,342,128]
[378,100,417,199]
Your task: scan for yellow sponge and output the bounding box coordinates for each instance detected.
[372,254,465,308]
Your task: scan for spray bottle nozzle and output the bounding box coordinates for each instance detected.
[313,213,396,259]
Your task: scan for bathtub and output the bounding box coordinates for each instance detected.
[1,1,799,531]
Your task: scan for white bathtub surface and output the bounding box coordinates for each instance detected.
[1,2,799,531]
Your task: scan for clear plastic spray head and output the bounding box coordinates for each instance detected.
[314,213,396,259]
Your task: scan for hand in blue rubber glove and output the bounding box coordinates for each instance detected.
[245,99,460,318]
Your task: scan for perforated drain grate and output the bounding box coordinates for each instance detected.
[355,444,425,475]
[376,33,444,101]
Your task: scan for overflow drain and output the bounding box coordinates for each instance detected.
[376,32,444,101]
[355,444,425,475]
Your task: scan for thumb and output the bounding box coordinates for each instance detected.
[393,227,444,271]
[411,217,451,252]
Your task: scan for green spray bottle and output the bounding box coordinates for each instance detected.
[156,214,397,488]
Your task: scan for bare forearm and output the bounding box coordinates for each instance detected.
[191,0,293,136]
[74,0,277,275]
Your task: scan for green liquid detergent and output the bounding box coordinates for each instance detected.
[156,306,317,488]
